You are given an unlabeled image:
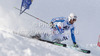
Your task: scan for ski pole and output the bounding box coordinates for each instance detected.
[14,7,49,24]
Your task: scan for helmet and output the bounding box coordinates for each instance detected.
[68,13,77,22]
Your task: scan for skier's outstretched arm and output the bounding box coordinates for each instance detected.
[51,17,66,23]
[70,27,76,44]
[70,27,79,47]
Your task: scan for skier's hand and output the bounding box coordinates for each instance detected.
[50,22,54,28]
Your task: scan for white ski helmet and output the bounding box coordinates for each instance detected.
[68,13,77,22]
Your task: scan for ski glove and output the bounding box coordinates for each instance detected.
[50,22,54,28]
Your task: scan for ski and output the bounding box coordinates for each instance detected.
[67,45,91,54]
[31,34,67,47]
[81,49,91,54]
[31,34,91,54]
[13,32,91,54]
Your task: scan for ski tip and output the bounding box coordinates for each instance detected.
[81,49,91,54]
[87,51,91,54]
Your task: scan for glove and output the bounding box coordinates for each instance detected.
[50,22,54,28]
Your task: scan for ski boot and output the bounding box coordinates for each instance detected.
[73,42,79,48]
[31,34,41,39]
[53,39,62,43]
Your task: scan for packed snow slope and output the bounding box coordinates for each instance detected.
[0,0,100,56]
[0,27,99,56]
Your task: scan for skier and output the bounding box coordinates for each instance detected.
[50,13,78,47]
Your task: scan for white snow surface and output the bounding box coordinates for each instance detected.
[0,0,100,56]
[0,26,99,56]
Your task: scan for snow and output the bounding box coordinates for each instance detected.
[0,0,100,56]
[0,28,94,56]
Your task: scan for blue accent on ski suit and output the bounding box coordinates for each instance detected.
[51,17,76,43]
[56,25,64,34]
[51,17,66,23]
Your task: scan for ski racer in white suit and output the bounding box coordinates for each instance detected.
[50,13,78,47]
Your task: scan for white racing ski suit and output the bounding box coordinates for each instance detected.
[50,17,76,44]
